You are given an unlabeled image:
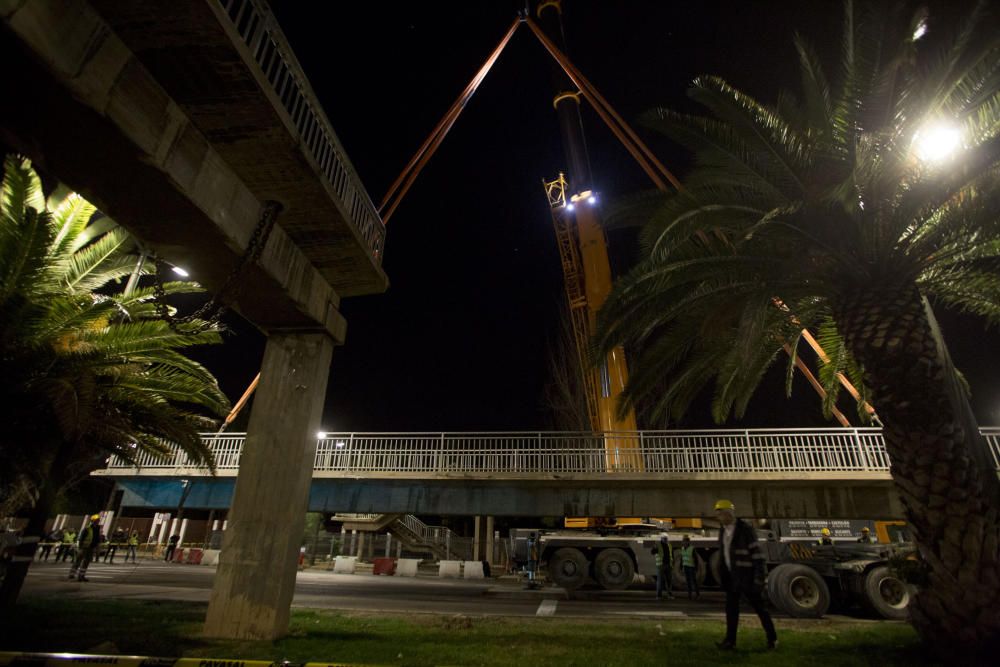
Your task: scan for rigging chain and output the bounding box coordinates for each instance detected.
[151,200,283,334]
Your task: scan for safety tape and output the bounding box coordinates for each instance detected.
[0,653,379,667]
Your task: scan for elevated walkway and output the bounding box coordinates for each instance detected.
[96,428,1000,519]
[1,0,388,338]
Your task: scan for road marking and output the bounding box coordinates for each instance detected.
[535,599,557,617]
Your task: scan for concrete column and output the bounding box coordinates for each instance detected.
[396,540,402,558]
[178,518,189,544]
[340,526,347,555]
[473,516,482,561]
[384,533,392,557]
[222,520,228,531]
[366,534,374,561]
[356,532,366,559]
[486,517,495,564]
[157,515,171,544]
[204,333,335,640]
[350,529,357,555]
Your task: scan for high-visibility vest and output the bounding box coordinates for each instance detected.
[128,535,139,546]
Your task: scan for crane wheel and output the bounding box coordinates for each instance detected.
[862,565,912,620]
[594,548,635,590]
[548,548,589,590]
[766,563,831,618]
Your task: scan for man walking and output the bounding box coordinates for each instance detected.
[714,499,777,651]
[68,515,101,582]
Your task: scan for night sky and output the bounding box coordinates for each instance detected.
[193,0,1000,433]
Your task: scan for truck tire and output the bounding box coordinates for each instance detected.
[594,548,635,590]
[548,548,589,590]
[766,563,830,618]
[862,565,911,620]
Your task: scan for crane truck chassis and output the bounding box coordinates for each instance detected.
[510,526,915,620]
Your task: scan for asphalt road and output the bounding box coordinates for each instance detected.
[21,560,880,623]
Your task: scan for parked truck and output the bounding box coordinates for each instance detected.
[510,520,915,620]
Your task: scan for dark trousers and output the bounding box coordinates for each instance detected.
[69,547,95,580]
[104,544,117,562]
[164,545,177,562]
[655,566,672,598]
[723,571,776,644]
[38,544,53,561]
[683,565,699,595]
[125,545,137,562]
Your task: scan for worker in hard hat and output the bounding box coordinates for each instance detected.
[817,527,834,546]
[857,527,876,544]
[68,514,102,582]
[714,499,777,651]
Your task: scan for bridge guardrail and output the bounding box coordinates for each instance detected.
[102,428,1000,476]
[216,0,385,262]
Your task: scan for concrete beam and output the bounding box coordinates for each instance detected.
[0,0,381,338]
[115,475,906,520]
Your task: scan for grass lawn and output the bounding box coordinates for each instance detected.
[0,598,941,667]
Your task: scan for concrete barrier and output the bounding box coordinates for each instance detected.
[200,549,220,566]
[333,556,358,574]
[438,560,461,578]
[462,561,485,579]
[395,558,420,577]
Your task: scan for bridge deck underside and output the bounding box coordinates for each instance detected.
[116,475,903,520]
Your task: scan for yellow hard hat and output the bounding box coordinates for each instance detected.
[714,499,735,511]
[821,527,831,536]
[861,526,870,532]
[90,514,101,521]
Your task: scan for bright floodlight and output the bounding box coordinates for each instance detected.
[587,195,597,205]
[316,431,327,440]
[171,265,190,277]
[915,124,962,163]
[913,20,927,41]
[566,203,575,211]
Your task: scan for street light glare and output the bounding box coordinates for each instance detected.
[171,265,190,277]
[914,124,962,163]
[316,431,327,440]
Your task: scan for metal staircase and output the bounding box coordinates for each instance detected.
[332,513,471,561]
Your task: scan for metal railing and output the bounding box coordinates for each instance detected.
[101,427,1000,476]
[216,0,385,262]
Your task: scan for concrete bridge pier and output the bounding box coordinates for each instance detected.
[204,333,334,640]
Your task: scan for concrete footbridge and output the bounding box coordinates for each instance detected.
[96,427,1000,520]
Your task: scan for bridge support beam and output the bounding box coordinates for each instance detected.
[204,332,334,640]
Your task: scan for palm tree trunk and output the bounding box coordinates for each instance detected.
[0,484,54,608]
[837,285,1000,658]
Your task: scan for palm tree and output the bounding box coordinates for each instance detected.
[595,0,1000,655]
[0,155,230,603]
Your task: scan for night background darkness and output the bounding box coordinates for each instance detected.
[189,0,999,433]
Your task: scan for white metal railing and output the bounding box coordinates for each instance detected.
[102,427,1000,476]
[216,0,385,262]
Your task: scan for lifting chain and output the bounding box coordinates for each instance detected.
[151,200,283,334]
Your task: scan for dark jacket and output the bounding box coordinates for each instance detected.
[78,523,101,550]
[717,518,766,591]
